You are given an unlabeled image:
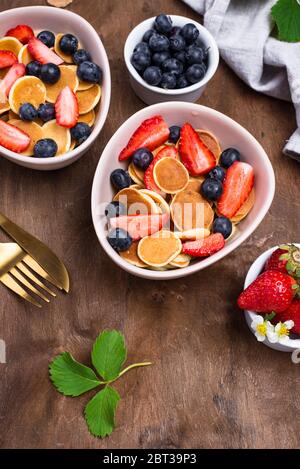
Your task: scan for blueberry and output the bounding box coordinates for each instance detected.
[169,34,186,51]
[105,201,126,219]
[181,23,199,44]
[25,61,41,78]
[143,66,162,86]
[213,217,232,239]
[132,148,153,170]
[143,29,155,43]
[133,42,151,56]
[176,74,189,89]
[154,14,173,34]
[151,50,170,67]
[19,103,38,121]
[207,166,226,182]
[170,26,182,37]
[38,103,55,123]
[186,63,206,84]
[160,72,177,89]
[70,122,92,144]
[33,138,57,158]
[72,49,91,65]
[169,125,181,144]
[149,33,170,52]
[77,61,103,84]
[107,228,132,252]
[220,148,241,168]
[185,45,205,65]
[110,169,131,190]
[201,178,223,201]
[161,58,183,76]
[37,30,55,48]
[131,52,151,72]
[59,33,78,54]
[40,63,60,84]
[172,50,186,65]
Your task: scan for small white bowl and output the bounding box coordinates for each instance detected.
[244,245,300,352]
[91,101,275,280]
[124,15,219,105]
[0,6,111,170]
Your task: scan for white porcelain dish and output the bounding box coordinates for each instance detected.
[0,6,111,170]
[91,101,275,280]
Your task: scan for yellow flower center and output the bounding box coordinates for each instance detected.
[278,324,289,337]
[257,323,267,336]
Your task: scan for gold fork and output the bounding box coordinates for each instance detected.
[0,242,60,308]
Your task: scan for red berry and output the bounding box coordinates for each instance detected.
[182,233,225,257]
[179,123,216,176]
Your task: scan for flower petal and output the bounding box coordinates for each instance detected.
[284,320,294,330]
[255,331,266,342]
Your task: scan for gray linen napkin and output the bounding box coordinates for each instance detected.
[183,0,300,161]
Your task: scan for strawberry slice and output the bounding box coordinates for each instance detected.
[0,63,25,97]
[144,145,177,194]
[118,115,170,161]
[0,50,17,69]
[6,24,34,44]
[182,233,225,257]
[110,213,169,241]
[179,123,216,176]
[217,161,254,219]
[27,37,63,65]
[55,86,78,128]
[0,120,30,153]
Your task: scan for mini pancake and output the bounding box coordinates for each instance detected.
[174,228,210,240]
[18,44,34,65]
[129,183,144,190]
[132,164,145,182]
[78,109,95,126]
[0,37,22,56]
[138,230,182,267]
[69,139,76,151]
[54,33,81,63]
[171,189,214,231]
[0,100,10,114]
[185,176,205,193]
[169,253,191,268]
[140,189,170,216]
[8,119,43,156]
[76,84,101,114]
[231,188,255,223]
[196,129,221,161]
[45,65,79,103]
[42,119,71,155]
[153,157,189,194]
[9,76,46,114]
[128,162,144,185]
[113,187,159,215]
[120,241,147,268]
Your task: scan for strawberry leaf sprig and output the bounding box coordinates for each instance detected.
[49,330,152,438]
[271,0,300,42]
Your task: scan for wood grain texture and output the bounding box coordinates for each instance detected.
[0,0,300,449]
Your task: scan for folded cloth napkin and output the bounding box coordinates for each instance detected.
[183,0,300,161]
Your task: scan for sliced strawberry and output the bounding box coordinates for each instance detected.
[0,120,30,153]
[118,115,170,161]
[144,145,177,194]
[110,213,169,241]
[55,86,78,128]
[0,50,17,69]
[6,24,34,44]
[27,37,63,65]
[182,233,225,257]
[179,123,216,176]
[0,63,25,97]
[217,161,254,219]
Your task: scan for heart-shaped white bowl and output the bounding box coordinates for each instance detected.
[91,101,275,280]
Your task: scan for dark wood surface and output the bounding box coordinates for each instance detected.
[0,0,299,450]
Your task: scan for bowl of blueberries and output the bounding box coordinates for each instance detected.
[124,14,219,105]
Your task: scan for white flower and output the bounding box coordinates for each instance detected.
[251,315,274,342]
[267,320,294,345]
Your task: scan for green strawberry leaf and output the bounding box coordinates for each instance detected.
[85,386,120,438]
[91,330,126,381]
[279,253,290,261]
[271,0,300,42]
[49,352,101,396]
[296,268,300,278]
[265,312,277,322]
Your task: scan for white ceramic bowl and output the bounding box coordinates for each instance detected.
[244,245,300,352]
[91,101,275,280]
[0,6,111,170]
[124,15,219,105]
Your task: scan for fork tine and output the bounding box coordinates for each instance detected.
[23,255,63,290]
[1,273,42,308]
[17,262,56,297]
[9,267,50,303]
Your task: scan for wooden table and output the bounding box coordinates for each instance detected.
[0,0,299,450]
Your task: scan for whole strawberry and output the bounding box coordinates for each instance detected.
[238,271,298,313]
[274,299,300,335]
[264,244,300,279]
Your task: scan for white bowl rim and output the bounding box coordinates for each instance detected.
[91,101,275,280]
[244,244,300,351]
[124,15,219,96]
[0,6,111,168]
